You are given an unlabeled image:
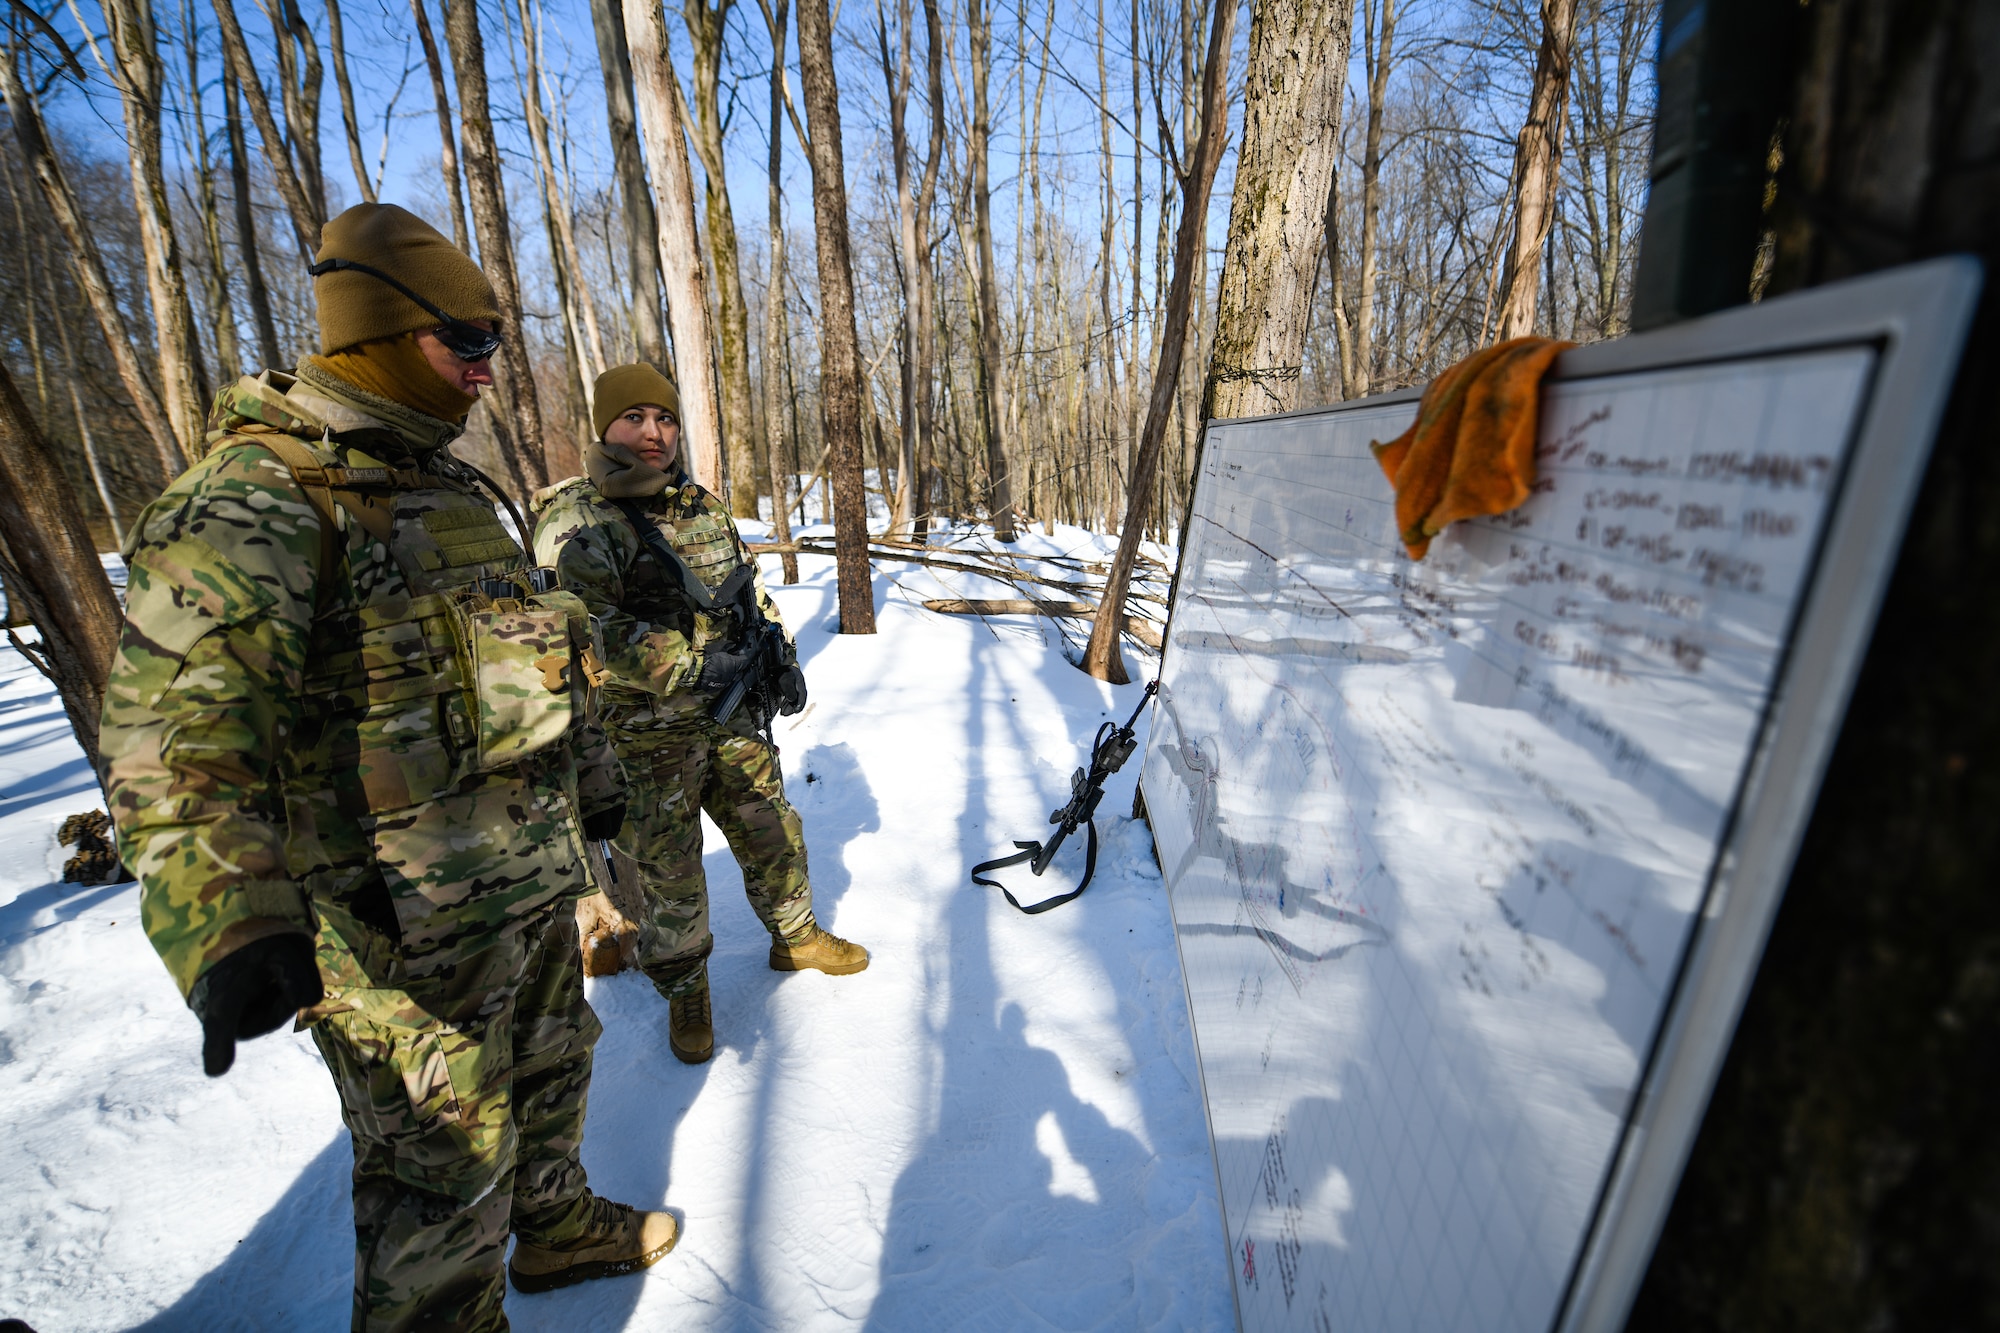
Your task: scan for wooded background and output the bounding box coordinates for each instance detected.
[0,0,1657,556]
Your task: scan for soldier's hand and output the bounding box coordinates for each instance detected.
[581,802,626,841]
[188,934,324,1077]
[776,663,808,716]
[695,644,756,694]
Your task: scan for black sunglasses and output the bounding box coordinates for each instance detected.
[307,257,504,363]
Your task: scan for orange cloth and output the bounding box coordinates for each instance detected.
[1370,336,1573,559]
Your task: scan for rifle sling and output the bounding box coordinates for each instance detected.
[970,821,1103,914]
[610,496,749,614]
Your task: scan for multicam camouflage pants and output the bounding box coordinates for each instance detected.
[613,721,815,998]
[310,903,602,1332]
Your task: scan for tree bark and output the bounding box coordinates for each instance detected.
[763,0,799,582]
[587,0,668,368]
[966,0,1015,540]
[683,0,760,517]
[102,0,212,460]
[442,0,547,497]
[1633,0,2000,1324]
[622,0,727,491]
[795,0,877,632]
[0,46,183,478]
[410,0,470,253]
[0,358,122,778]
[877,0,921,536]
[514,0,608,383]
[1346,0,1398,397]
[36,232,124,545]
[272,0,327,224]
[173,0,242,381]
[223,60,283,367]
[211,0,321,257]
[1493,0,1581,342]
[1080,0,1234,683]
[912,0,944,539]
[326,0,377,204]
[1204,0,1357,422]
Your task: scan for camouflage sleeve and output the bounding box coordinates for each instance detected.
[98,445,322,1000]
[533,491,702,696]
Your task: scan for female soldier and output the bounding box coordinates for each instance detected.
[534,363,867,1065]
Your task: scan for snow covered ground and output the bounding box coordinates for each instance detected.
[0,527,1233,1331]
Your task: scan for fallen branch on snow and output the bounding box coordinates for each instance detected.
[920,598,1162,650]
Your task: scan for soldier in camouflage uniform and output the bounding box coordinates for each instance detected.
[100,204,675,1332]
[533,363,868,1065]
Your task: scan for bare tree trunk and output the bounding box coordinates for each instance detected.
[172,0,242,380]
[1636,1,2000,1322]
[1204,0,1356,422]
[273,0,327,223]
[588,0,668,368]
[37,234,124,544]
[212,0,321,256]
[1129,0,1144,472]
[622,0,726,490]
[514,0,608,381]
[102,0,212,460]
[796,0,877,632]
[1,47,183,477]
[0,359,122,777]
[1348,0,1398,397]
[506,0,595,460]
[223,60,283,367]
[761,0,798,583]
[442,0,547,496]
[683,0,759,517]
[966,0,1015,540]
[878,0,920,536]
[326,0,376,204]
[1096,0,1118,494]
[1081,0,1234,684]
[410,0,470,253]
[910,0,944,539]
[1494,0,1580,342]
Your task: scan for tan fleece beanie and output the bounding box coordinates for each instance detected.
[587,363,684,498]
[591,363,682,438]
[314,203,500,354]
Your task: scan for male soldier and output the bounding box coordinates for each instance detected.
[532,364,867,1066]
[100,204,675,1331]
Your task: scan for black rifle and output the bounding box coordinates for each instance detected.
[612,497,789,739]
[708,565,793,736]
[971,680,1159,914]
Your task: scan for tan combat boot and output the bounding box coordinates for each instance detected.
[769,919,870,975]
[669,967,714,1065]
[507,1195,678,1294]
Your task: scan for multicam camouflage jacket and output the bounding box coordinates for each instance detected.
[531,472,790,745]
[100,367,623,1001]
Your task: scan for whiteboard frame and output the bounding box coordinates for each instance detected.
[1153,256,1981,1333]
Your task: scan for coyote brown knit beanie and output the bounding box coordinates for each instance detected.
[587,364,684,498]
[313,203,500,354]
[590,363,682,439]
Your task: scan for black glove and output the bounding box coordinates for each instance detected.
[581,802,626,841]
[776,663,808,716]
[695,643,756,694]
[188,933,323,1077]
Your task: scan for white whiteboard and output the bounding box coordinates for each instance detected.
[1141,260,1979,1332]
